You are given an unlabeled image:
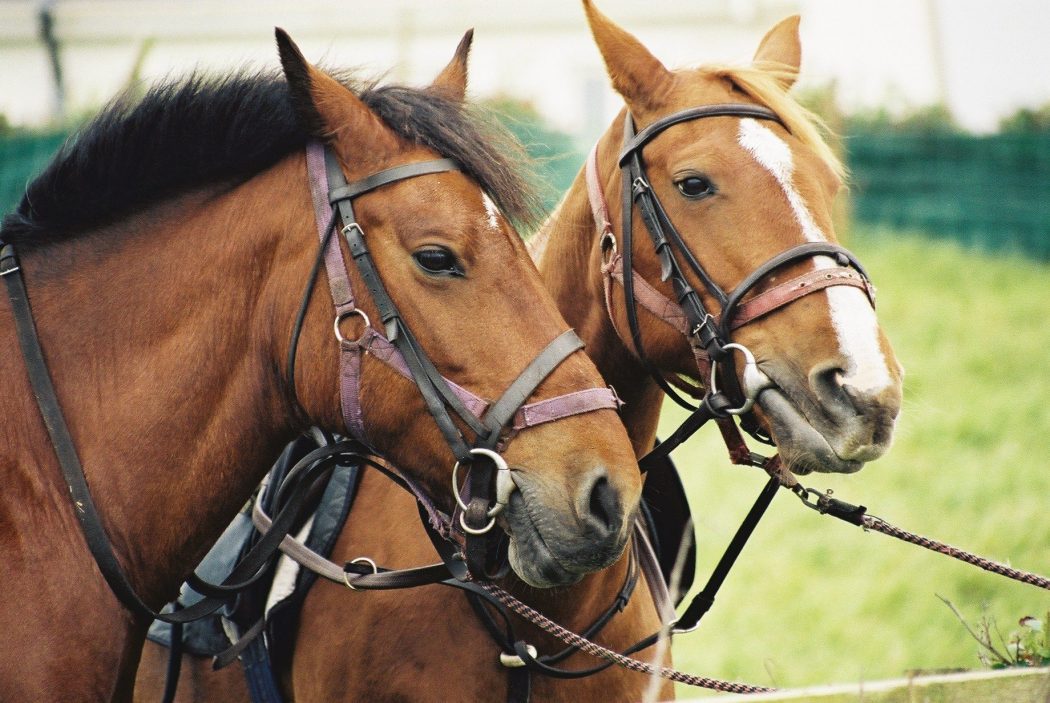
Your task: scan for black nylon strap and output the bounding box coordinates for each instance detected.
[634,396,726,474]
[674,475,779,632]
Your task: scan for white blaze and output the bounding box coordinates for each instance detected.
[737,118,893,393]
[482,193,501,230]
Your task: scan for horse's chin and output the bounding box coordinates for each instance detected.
[506,539,585,589]
[758,388,873,475]
[501,488,626,588]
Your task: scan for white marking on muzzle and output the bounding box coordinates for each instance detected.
[737,118,892,393]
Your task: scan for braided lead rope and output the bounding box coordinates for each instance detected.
[861,515,1050,590]
[788,484,1050,591]
[478,583,774,694]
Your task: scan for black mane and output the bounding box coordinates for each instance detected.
[1,69,539,248]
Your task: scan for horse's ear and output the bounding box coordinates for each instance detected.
[430,29,473,102]
[752,15,802,90]
[275,27,398,153]
[582,0,673,113]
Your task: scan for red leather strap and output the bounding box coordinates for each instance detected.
[723,267,875,331]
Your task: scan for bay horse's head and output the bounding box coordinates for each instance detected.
[582,3,903,474]
[276,32,640,586]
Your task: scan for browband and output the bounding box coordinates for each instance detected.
[618,103,782,165]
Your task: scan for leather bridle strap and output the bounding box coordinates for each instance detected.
[618,104,786,163]
[477,329,584,447]
[588,106,878,426]
[310,141,623,578]
[323,147,482,461]
[0,254,360,621]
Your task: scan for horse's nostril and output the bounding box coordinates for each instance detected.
[586,474,619,533]
[810,364,854,411]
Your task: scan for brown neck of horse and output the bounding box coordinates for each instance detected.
[536,146,664,459]
[3,151,327,608]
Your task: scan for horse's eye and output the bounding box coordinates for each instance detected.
[676,175,716,199]
[413,247,463,276]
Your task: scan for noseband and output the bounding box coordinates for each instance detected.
[588,102,876,469]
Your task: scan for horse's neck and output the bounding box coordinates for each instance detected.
[537,173,664,457]
[1,162,314,606]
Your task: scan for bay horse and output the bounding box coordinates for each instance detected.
[136,4,904,702]
[0,27,645,702]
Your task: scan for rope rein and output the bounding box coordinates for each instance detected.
[862,515,1050,590]
[478,583,775,695]
[787,482,1050,592]
[464,476,1050,696]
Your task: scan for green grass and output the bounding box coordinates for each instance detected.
[664,226,1050,695]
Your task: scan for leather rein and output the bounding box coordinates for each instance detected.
[0,139,620,625]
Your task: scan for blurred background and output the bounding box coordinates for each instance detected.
[2,0,1048,695]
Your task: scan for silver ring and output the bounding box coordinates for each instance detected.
[709,342,773,415]
[459,511,497,536]
[452,448,514,535]
[342,556,379,591]
[334,308,371,344]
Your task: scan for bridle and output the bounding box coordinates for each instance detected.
[588,101,879,632]
[294,141,622,576]
[589,102,876,474]
[0,138,620,626]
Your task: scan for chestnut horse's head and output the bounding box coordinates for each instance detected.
[277,31,640,587]
[581,3,903,474]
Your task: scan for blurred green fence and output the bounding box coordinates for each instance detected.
[846,131,1050,260]
[0,131,67,217]
[3,128,1050,262]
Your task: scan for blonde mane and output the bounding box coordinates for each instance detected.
[701,62,847,182]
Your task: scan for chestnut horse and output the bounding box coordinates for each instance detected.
[136,5,904,702]
[0,27,644,702]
